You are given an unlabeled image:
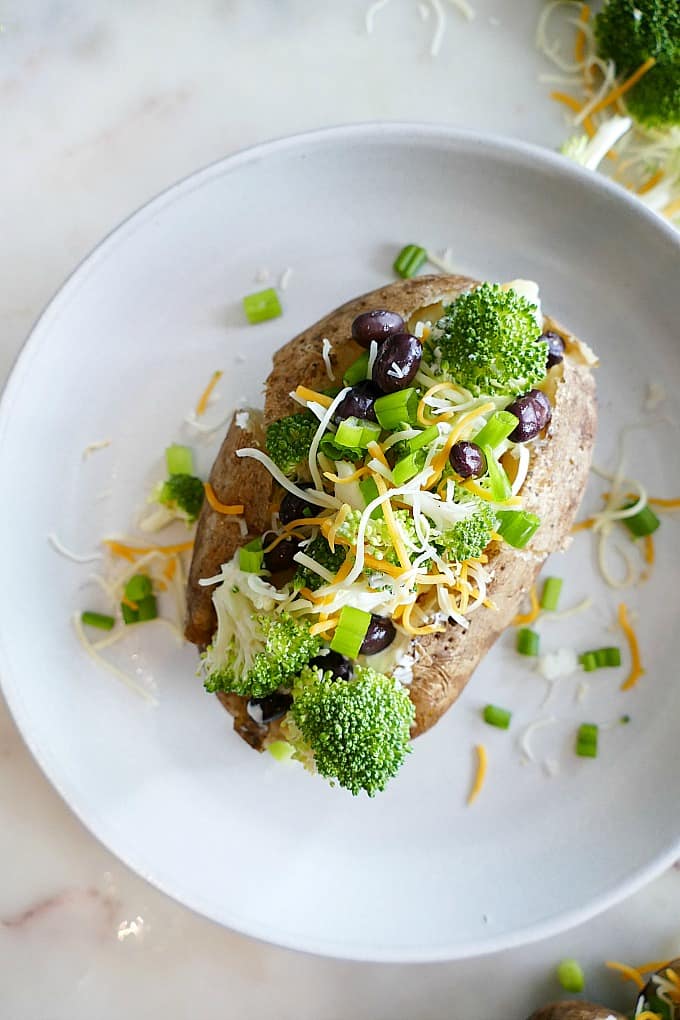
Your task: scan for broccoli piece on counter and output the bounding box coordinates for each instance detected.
[426,284,547,397]
[595,0,680,128]
[205,610,322,699]
[265,413,318,478]
[287,664,415,796]
[293,536,347,592]
[158,473,205,523]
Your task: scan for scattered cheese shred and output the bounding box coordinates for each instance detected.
[467,744,487,805]
[648,497,680,509]
[428,402,496,485]
[326,503,350,553]
[637,169,665,195]
[309,618,338,637]
[605,960,646,990]
[632,959,671,975]
[294,385,333,409]
[103,539,194,560]
[618,602,645,691]
[374,475,411,570]
[572,516,596,532]
[72,612,157,705]
[573,3,589,64]
[512,585,540,627]
[195,370,223,417]
[324,466,369,485]
[366,441,390,470]
[461,478,522,507]
[643,534,655,566]
[590,56,656,115]
[204,483,244,516]
[401,600,445,636]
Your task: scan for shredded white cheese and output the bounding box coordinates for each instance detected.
[365,0,391,34]
[367,339,379,378]
[321,338,335,381]
[519,716,557,763]
[279,267,293,291]
[429,0,446,56]
[82,439,112,459]
[537,647,580,682]
[48,532,103,564]
[72,612,157,704]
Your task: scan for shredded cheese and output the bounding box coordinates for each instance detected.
[204,483,244,515]
[605,960,646,990]
[590,56,657,115]
[294,385,333,409]
[374,475,411,570]
[618,602,645,691]
[326,503,350,553]
[573,3,589,64]
[82,439,112,459]
[513,586,540,626]
[321,338,335,381]
[48,532,103,564]
[366,441,390,470]
[467,744,487,805]
[195,370,223,417]
[324,466,369,485]
[72,612,157,705]
[103,538,194,559]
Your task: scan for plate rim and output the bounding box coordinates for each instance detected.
[1,122,679,963]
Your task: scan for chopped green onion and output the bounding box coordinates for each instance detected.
[392,449,427,485]
[540,576,563,611]
[576,723,599,758]
[482,445,512,502]
[330,605,371,658]
[136,594,158,622]
[622,501,660,538]
[359,476,383,519]
[517,628,540,656]
[343,351,370,386]
[334,416,382,449]
[405,425,440,453]
[124,574,152,602]
[557,959,585,994]
[393,244,427,279]
[483,704,512,729]
[496,510,541,549]
[165,444,194,476]
[472,411,519,451]
[239,537,263,573]
[81,611,115,631]
[243,287,282,324]
[620,714,631,725]
[318,435,363,464]
[268,740,295,762]
[374,388,419,429]
[579,646,622,671]
[121,602,139,625]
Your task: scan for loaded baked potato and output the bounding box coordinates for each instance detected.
[185,274,597,795]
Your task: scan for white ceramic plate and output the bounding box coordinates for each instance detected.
[1,125,679,963]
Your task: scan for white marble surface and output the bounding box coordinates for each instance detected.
[1,2,679,1017]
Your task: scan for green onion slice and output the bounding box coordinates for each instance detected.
[496,510,541,549]
[268,740,295,762]
[243,287,282,324]
[557,959,585,994]
[473,411,519,451]
[576,723,599,758]
[136,594,158,622]
[517,628,540,656]
[540,576,563,611]
[343,351,370,386]
[359,476,383,519]
[330,606,371,658]
[165,444,194,476]
[392,450,427,485]
[393,244,427,279]
[405,425,440,453]
[483,704,512,729]
[81,611,115,631]
[482,445,512,502]
[334,416,382,449]
[374,388,419,430]
[622,501,660,538]
[124,574,153,602]
[579,646,622,670]
[239,537,264,573]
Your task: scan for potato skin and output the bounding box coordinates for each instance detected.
[527,1004,625,1020]
[186,275,597,749]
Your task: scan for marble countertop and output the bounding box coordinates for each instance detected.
[2,2,678,1017]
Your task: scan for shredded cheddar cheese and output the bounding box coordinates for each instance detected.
[323,466,370,485]
[574,4,589,64]
[204,482,244,516]
[104,539,194,560]
[373,475,411,570]
[427,402,496,487]
[326,503,350,553]
[294,385,333,409]
[401,601,445,636]
[512,586,540,627]
[648,497,680,509]
[461,477,522,507]
[590,56,657,115]
[417,382,460,426]
[366,441,390,470]
[309,618,338,637]
[618,602,645,691]
[643,534,655,566]
[467,744,487,805]
[195,370,223,417]
[605,960,646,990]
[637,169,665,195]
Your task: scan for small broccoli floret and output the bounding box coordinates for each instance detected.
[595,0,680,128]
[265,413,318,477]
[205,610,322,698]
[293,536,347,591]
[159,474,205,522]
[337,508,418,564]
[287,664,415,796]
[427,284,547,397]
[435,496,498,562]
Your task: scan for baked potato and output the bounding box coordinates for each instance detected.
[185,274,597,792]
[527,1004,626,1020]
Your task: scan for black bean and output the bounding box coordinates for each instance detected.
[540,330,565,369]
[351,310,405,349]
[309,650,353,682]
[449,441,486,479]
[247,691,293,725]
[332,380,382,424]
[279,484,318,525]
[262,532,299,573]
[372,333,422,393]
[360,614,396,655]
[507,389,553,443]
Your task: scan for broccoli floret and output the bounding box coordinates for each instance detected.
[435,495,497,561]
[287,664,415,796]
[595,0,680,128]
[337,508,419,564]
[265,413,318,477]
[205,610,321,698]
[293,536,346,591]
[427,284,547,397]
[158,474,205,522]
